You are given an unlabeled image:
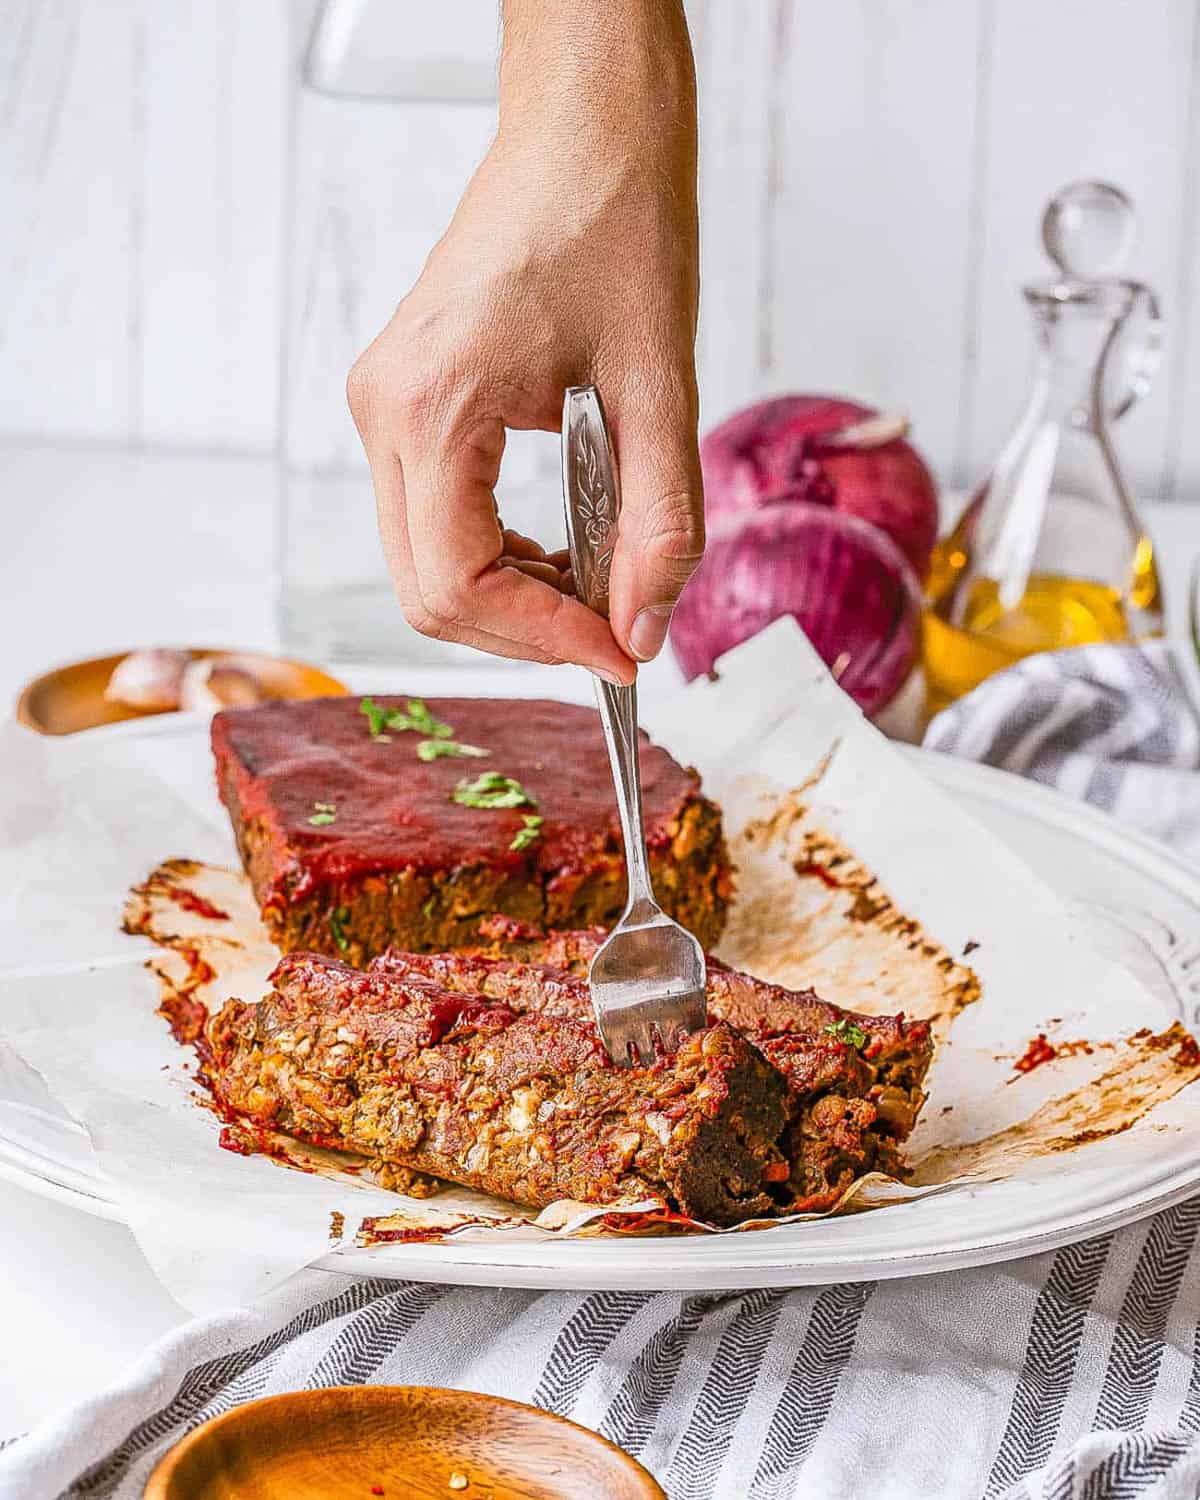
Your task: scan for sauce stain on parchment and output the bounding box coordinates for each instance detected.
[911,1023,1200,1185]
[123,858,278,1044]
[1007,1033,1099,1080]
[721,777,980,1039]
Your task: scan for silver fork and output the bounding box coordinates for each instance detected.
[561,385,707,1067]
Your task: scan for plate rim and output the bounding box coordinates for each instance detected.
[4,744,1200,1284]
[315,1173,1200,1289]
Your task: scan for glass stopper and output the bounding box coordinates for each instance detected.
[1042,180,1137,279]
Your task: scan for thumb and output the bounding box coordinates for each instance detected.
[606,392,706,663]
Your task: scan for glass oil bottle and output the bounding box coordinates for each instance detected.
[924,181,1164,714]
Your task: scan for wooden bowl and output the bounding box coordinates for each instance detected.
[144,1386,665,1500]
[15,649,346,736]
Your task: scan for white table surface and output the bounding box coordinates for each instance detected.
[0,438,1196,1441]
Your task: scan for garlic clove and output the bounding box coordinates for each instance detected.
[179,658,268,711]
[104,649,190,711]
[207,665,268,707]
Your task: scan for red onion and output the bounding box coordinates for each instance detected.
[700,394,939,577]
[670,502,922,715]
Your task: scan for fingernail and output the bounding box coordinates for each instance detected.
[629,605,674,662]
[591,667,626,686]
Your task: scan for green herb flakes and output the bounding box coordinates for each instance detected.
[329,906,351,953]
[387,698,452,737]
[416,739,490,763]
[308,801,337,827]
[360,696,454,741]
[452,771,538,811]
[359,697,390,739]
[824,1018,868,1050]
[509,814,544,852]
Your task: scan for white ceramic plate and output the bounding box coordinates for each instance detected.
[2,748,1199,1287]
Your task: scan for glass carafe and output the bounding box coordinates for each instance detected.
[925,181,1164,713]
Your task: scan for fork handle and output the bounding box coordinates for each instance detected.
[595,677,655,909]
[561,386,656,912]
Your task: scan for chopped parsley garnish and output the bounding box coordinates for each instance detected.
[824,1018,868,1050]
[509,814,544,852]
[360,696,454,742]
[398,698,453,737]
[359,697,391,738]
[308,801,337,827]
[452,771,538,810]
[416,739,490,763]
[330,906,350,953]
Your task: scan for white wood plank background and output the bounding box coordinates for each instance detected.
[1,0,289,451]
[691,0,777,426]
[139,0,290,450]
[2,0,145,440]
[764,0,983,473]
[2,0,1199,503]
[965,0,1199,498]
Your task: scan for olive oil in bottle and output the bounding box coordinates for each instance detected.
[924,517,1161,714]
[923,182,1164,715]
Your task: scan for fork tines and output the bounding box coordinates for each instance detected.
[596,992,708,1069]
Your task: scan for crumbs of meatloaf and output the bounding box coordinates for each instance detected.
[212,696,730,964]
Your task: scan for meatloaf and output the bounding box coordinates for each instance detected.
[206,952,790,1225]
[212,697,730,963]
[375,941,934,1212]
[460,929,931,1145]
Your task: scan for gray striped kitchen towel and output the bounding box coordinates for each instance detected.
[7,1223,1200,1500]
[925,640,1200,862]
[4,641,1200,1500]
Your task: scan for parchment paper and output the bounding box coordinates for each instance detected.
[1,621,1196,1312]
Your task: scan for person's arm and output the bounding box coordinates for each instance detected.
[347,0,702,683]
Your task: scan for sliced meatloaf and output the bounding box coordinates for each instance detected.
[206,952,791,1226]
[374,941,934,1213]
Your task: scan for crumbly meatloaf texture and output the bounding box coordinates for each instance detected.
[206,953,790,1225]
[212,697,730,963]
[378,938,934,1211]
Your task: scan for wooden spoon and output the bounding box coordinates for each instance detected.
[143,1385,666,1500]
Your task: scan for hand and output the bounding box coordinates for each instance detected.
[347,1,702,684]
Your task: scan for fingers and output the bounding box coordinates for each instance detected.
[499,530,570,590]
[499,531,569,577]
[403,426,636,680]
[499,556,564,588]
[351,366,635,681]
[499,529,550,564]
[349,328,695,678]
[366,446,583,667]
[605,384,706,663]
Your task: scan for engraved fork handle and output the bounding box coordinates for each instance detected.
[561,386,655,913]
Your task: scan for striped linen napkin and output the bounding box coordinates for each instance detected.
[3,641,1200,1500]
[924,640,1200,862]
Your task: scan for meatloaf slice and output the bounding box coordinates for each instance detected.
[205,952,790,1225]
[373,943,934,1213]
[212,697,730,963]
[462,927,933,1122]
